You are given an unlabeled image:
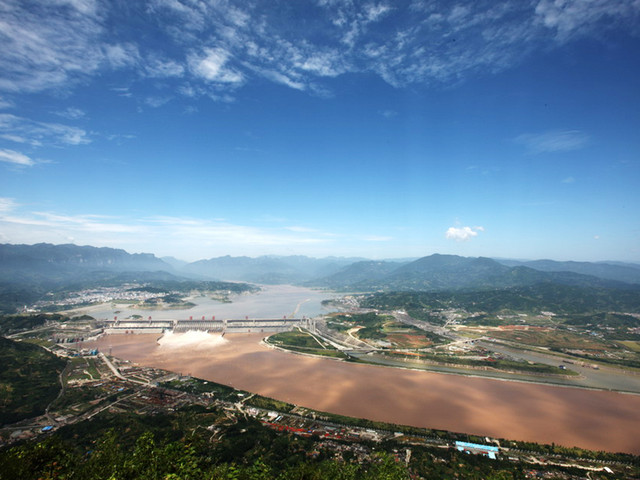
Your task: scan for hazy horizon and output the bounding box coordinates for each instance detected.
[4,240,640,266]
[1,1,639,262]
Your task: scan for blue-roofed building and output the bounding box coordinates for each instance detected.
[455,441,499,460]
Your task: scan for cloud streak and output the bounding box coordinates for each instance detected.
[515,130,589,154]
[0,207,336,260]
[0,114,90,146]
[0,149,35,166]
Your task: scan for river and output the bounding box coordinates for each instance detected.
[92,332,640,454]
[84,286,640,454]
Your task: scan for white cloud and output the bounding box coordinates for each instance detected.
[535,0,640,40]
[103,43,140,69]
[0,149,36,166]
[0,114,90,146]
[445,225,484,241]
[0,96,13,109]
[144,96,172,108]
[0,0,105,93]
[189,48,244,84]
[55,107,86,120]
[515,130,589,154]
[145,57,185,78]
[0,197,18,212]
[258,69,306,91]
[0,209,334,260]
[1,0,638,99]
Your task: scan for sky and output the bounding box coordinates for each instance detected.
[0,0,639,262]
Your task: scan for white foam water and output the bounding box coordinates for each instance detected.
[157,330,228,349]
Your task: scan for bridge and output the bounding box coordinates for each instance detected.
[103,316,310,335]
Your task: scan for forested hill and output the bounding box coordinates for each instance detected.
[496,259,640,285]
[359,283,640,315]
[0,243,174,284]
[0,337,65,425]
[311,254,638,292]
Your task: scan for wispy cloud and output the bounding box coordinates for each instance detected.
[379,109,397,118]
[445,225,484,242]
[534,0,640,40]
[0,148,36,166]
[0,197,19,212]
[54,107,86,120]
[0,208,335,259]
[515,130,589,154]
[0,96,13,109]
[2,1,637,99]
[188,48,244,85]
[144,96,172,108]
[0,114,90,146]
[0,0,105,93]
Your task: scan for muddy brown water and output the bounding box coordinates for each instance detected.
[91,333,640,454]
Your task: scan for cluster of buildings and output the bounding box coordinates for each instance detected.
[32,286,173,309]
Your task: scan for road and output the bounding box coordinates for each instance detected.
[478,340,640,393]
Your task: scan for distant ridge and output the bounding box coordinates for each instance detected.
[179,255,364,284]
[311,254,637,291]
[495,258,640,285]
[1,243,638,292]
[0,243,176,286]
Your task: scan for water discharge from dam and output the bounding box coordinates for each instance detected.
[157,331,228,349]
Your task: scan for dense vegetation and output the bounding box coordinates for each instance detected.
[0,408,598,480]
[360,284,640,316]
[0,313,67,336]
[313,254,638,292]
[0,337,65,425]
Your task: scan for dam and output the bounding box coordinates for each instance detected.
[103,316,311,334]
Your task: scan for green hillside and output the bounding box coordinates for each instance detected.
[0,337,66,425]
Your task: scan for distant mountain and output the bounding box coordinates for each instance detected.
[180,255,365,284]
[2,243,638,297]
[161,256,189,270]
[0,243,175,285]
[495,259,640,285]
[308,260,407,289]
[313,254,633,292]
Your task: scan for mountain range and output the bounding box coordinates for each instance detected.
[308,254,640,291]
[1,243,639,293]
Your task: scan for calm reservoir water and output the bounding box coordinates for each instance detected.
[75,284,334,320]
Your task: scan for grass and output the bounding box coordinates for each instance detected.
[488,328,613,352]
[266,330,348,359]
[619,341,640,353]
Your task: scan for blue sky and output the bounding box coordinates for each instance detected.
[1,0,639,262]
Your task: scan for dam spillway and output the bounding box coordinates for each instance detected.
[103,317,309,334]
